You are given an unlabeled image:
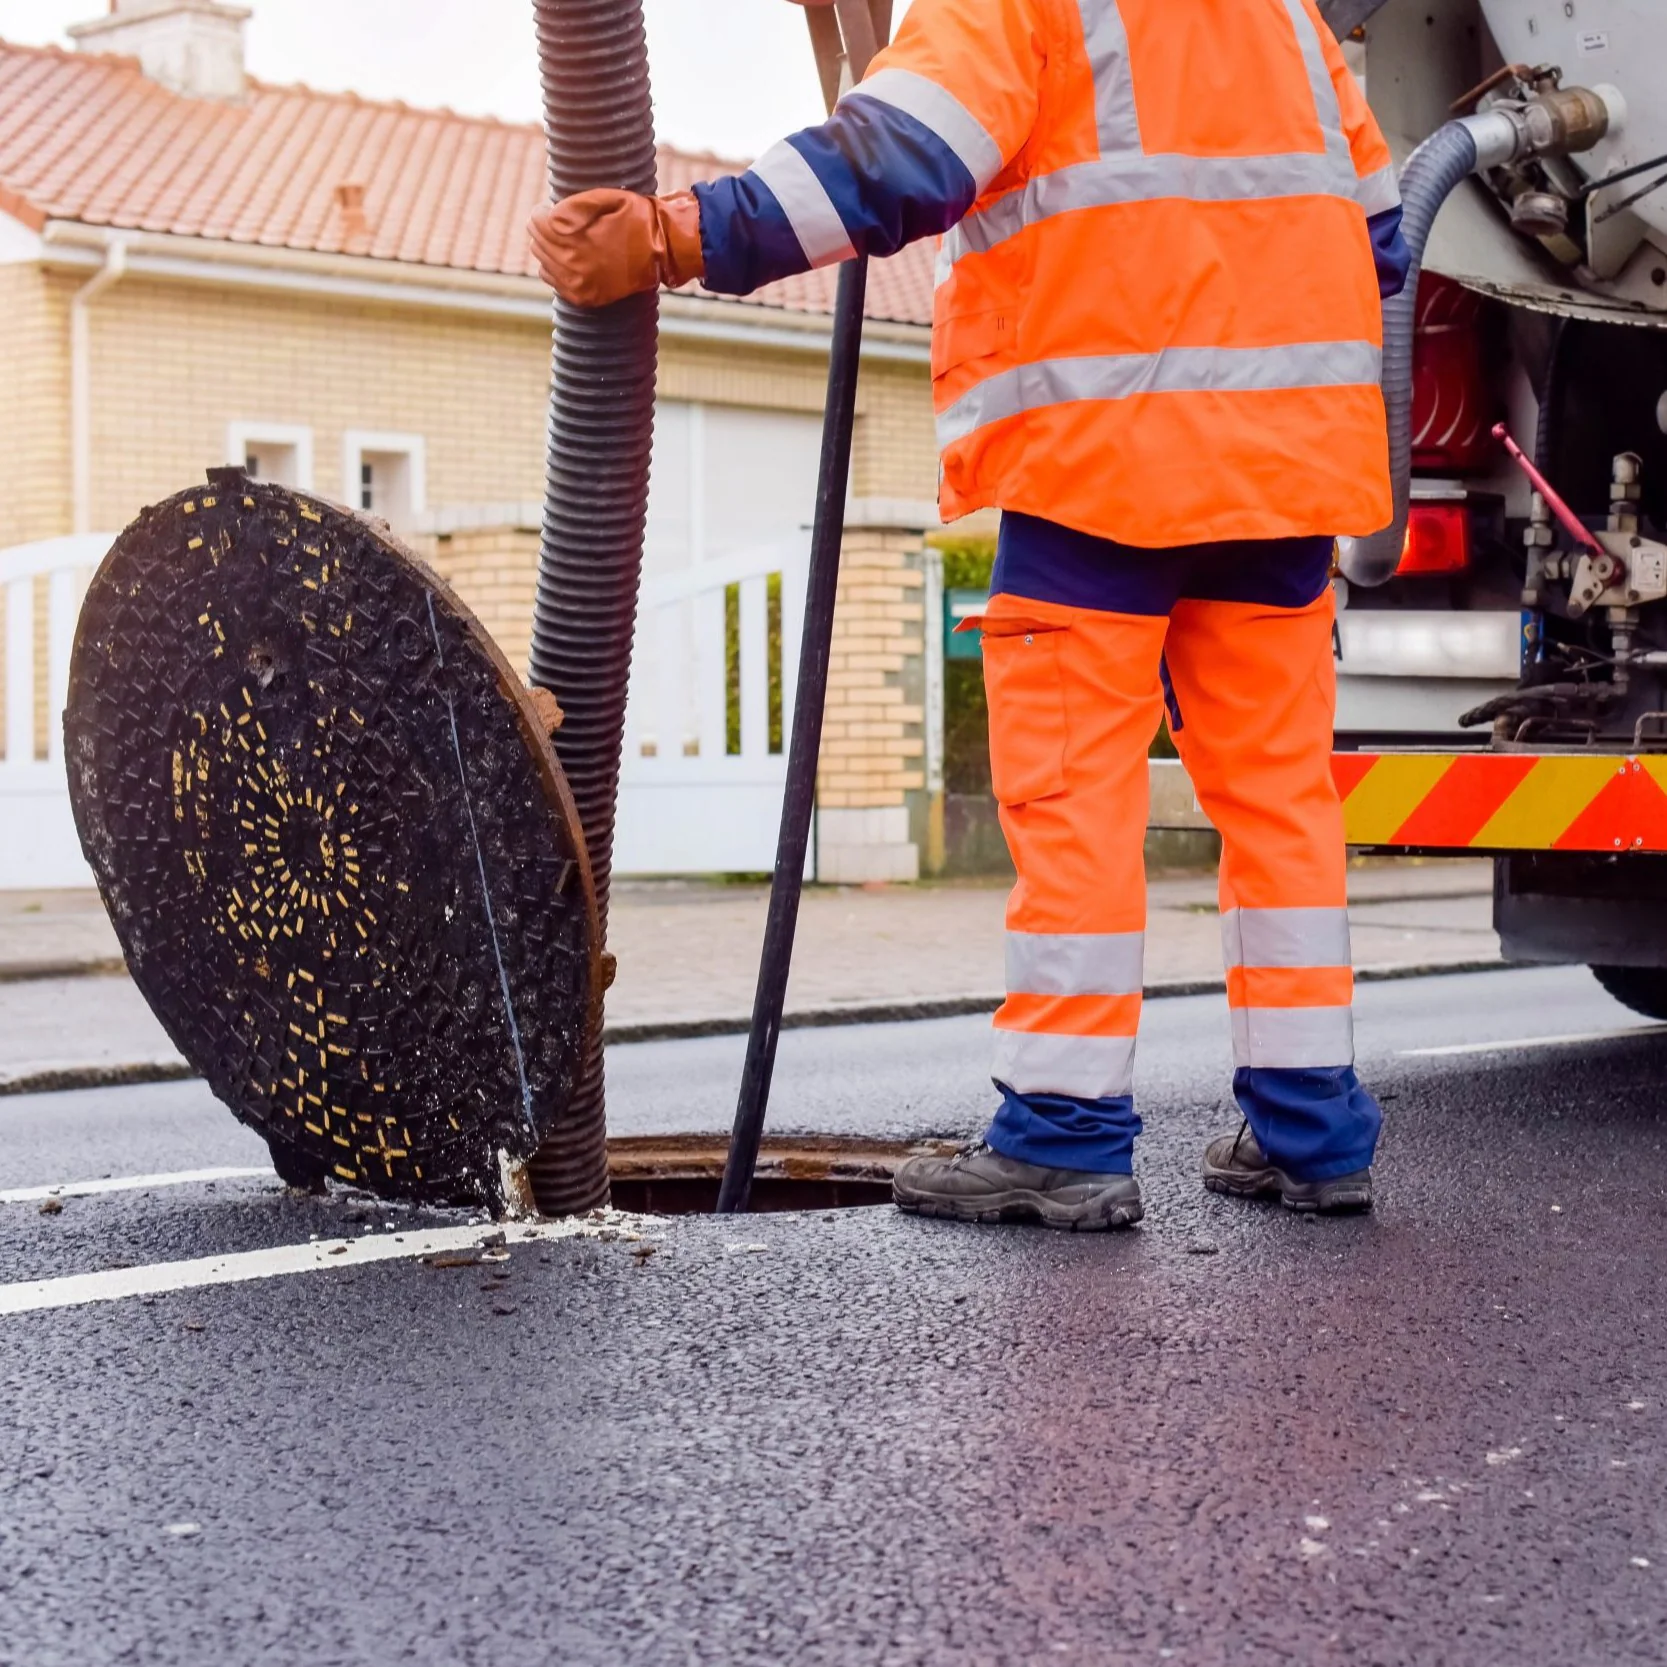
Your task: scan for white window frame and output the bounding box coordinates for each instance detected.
[342,430,427,524]
[227,422,315,489]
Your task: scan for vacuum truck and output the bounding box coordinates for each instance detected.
[1313,0,1667,1016]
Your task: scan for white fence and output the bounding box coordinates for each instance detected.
[0,535,110,889]
[615,534,811,875]
[0,527,812,887]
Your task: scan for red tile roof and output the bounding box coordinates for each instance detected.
[0,36,933,327]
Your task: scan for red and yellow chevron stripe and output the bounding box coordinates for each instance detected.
[1335,753,1667,853]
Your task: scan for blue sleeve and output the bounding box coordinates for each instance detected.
[1368,205,1410,301]
[693,93,981,297]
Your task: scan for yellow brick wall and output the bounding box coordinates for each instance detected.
[410,524,542,680]
[5,271,938,547]
[852,359,941,504]
[66,274,551,537]
[0,262,72,759]
[817,530,926,810]
[0,262,72,548]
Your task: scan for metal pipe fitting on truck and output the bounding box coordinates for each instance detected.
[1339,85,1625,588]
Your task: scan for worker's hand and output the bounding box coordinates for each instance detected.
[528,189,705,307]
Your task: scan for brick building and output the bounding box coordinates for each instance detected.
[0,0,981,885]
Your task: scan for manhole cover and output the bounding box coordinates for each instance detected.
[65,471,599,1205]
[606,1135,958,1214]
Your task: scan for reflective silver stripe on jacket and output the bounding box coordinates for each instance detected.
[1220,906,1352,970]
[937,341,1383,447]
[942,148,1360,271]
[1354,162,1402,218]
[992,1030,1137,1098]
[1279,0,1349,153]
[938,0,1360,279]
[750,139,855,268]
[1074,0,1141,154]
[845,68,1005,194]
[1230,1004,1354,1070]
[1006,930,1145,996]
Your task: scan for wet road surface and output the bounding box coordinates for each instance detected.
[3,966,1667,1665]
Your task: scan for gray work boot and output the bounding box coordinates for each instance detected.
[892,1141,1143,1231]
[1202,1122,1373,1214]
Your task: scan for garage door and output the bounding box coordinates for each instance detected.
[613,401,823,876]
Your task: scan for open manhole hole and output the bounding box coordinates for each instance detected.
[605,1135,958,1215]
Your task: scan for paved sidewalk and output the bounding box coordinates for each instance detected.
[607,857,1497,1028]
[0,860,1498,1090]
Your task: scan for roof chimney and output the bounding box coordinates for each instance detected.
[333,182,371,252]
[69,0,252,101]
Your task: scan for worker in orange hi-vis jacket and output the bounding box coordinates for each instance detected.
[531,0,1411,1228]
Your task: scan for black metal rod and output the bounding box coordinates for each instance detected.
[716,254,870,1213]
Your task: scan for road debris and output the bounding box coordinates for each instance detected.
[39,1197,63,1216]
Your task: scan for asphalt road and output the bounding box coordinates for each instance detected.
[4,966,1667,1665]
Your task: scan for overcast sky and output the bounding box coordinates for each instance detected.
[0,0,878,159]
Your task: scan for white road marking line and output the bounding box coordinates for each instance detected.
[1403,1023,1667,1058]
[0,1166,276,1205]
[0,1216,653,1317]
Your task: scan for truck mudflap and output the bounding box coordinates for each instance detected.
[1334,752,1667,853]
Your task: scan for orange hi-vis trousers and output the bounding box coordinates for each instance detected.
[975,516,1382,1181]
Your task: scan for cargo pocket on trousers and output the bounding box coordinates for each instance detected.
[979,619,1069,806]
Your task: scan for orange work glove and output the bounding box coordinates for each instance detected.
[528,189,705,307]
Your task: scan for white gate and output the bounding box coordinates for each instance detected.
[614,534,810,875]
[0,535,110,889]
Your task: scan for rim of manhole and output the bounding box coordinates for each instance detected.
[604,1135,958,1215]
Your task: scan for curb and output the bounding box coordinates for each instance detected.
[0,1060,195,1099]
[603,957,1510,1044]
[0,957,1513,1098]
[0,958,128,986]
[0,892,1498,989]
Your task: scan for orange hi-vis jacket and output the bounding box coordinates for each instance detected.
[693,0,1400,548]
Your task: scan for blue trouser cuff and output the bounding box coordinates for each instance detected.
[984,1084,1141,1175]
[1234,1066,1382,1181]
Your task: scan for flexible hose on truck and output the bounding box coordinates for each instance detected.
[1338,119,1496,587]
[524,0,659,1215]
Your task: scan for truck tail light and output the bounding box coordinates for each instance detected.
[1398,502,1471,576]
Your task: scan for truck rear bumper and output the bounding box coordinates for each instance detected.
[1149,752,1667,856]
[1149,752,1667,968]
[1333,752,1667,855]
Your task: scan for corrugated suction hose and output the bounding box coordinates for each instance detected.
[1337,120,1484,587]
[525,0,658,1215]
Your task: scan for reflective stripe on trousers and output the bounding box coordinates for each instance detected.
[1221,906,1354,1069]
[984,583,1354,1100]
[994,929,1144,1097]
